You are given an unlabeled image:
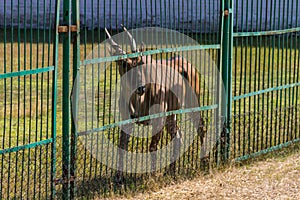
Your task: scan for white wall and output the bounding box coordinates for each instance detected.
[0,0,299,32]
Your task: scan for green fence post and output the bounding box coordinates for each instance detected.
[62,0,71,199]
[71,0,80,198]
[221,0,233,162]
[51,0,61,199]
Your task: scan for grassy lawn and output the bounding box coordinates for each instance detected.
[0,29,299,199]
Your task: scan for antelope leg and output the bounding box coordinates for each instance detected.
[166,115,181,174]
[149,130,162,172]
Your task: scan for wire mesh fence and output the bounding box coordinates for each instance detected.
[0,0,58,199]
[75,0,221,196]
[0,0,300,199]
[231,0,300,161]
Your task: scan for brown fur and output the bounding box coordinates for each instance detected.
[117,54,205,178]
[105,27,205,180]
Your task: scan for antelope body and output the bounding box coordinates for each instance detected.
[105,26,206,178]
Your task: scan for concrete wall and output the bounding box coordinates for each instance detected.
[0,0,299,32]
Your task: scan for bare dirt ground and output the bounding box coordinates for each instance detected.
[111,145,300,200]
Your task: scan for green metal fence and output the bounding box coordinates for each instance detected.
[0,0,299,199]
[231,0,300,161]
[0,0,60,199]
[73,0,226,198]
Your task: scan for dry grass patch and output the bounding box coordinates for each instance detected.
[109,145,300,200]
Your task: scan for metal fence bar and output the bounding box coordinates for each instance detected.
[0,139,53,155]
[233,82,300,100]
[51,0,60,198]
[71,0,80,198]
[78,104,219,136]
[81,44,221,65]
[235,137,300,162]
[233,27,300,37]
[220,0,233,162]
[62,0,72,198]
[0,67,55,79]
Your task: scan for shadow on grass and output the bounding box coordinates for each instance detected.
[73,161,211,199]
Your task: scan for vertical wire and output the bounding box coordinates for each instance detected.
[275,0,280,144]
[203,0,209,167]
[200,0,206,168]
[208,0,212,130]
[294,0,300,140]
[297,0,300,140]
[291,0,297,141]
[240,0,245,156]
[107,0,114,185]
[189,0,195,169]
[270,0,276,148]
[254,0,259,153]
[145,0,150,175]
[165,0,175,172]
[265,0,273,149]
[8,0,14,197]
[124,0,130,189]
[244,0,249,155]
[20,0,27,198]
[89,0,95,183]
[283,0,288,143]
[111,0,119,182]
[250,0,255,155]
[82,0,88,184]
[0,0,7,197]
[94,0,100,181]
[179,0,184,174]
[95,0,101,182]
[98,0,105,188]
[233,0,239,158]
[195,0,201,168]
[257,0,263,151]
[278,0,283,143]
[27,0,33,197]
[279,0,285,145]
[88,0,94,183]
[158,0,163,172]
[287,0,293,142]
[139,0,145,180]
[14,0,21,197]
[261,0,268,150]
[33,0,41,197]
[45,0,52,197]
[273,0,281,145]
[133,0,138,184]
[38,0,47,197]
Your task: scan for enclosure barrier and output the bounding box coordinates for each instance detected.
[0,0,299,199]
[0,0,59,199]
[231,0,300,161]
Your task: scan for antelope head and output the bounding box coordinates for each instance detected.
[105,25,146,96]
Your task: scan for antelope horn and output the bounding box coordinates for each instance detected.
[105,28,126,55]
[121,24,137,52]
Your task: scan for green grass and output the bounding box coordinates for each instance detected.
[0,29,300,199]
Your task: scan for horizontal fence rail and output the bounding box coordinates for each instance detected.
[81,44,221,65]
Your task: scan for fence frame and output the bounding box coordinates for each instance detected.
[2,0,300,199]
